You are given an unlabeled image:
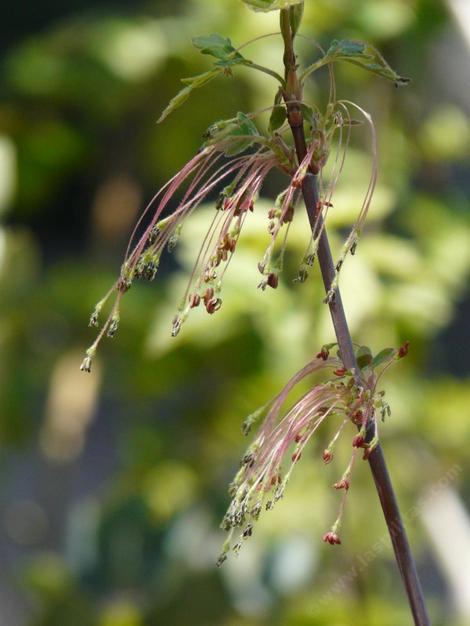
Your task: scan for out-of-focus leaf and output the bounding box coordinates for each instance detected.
[268,105,287,133]
[371,347,395,369]
[242,0,303,12]
[157,70,219,123]
[356,344,373,369]
[289,3,304,36]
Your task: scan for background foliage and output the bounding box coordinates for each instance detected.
[0,1,469,625]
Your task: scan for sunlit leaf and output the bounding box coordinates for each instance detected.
[242,0,304,12]
[192,34,246,67]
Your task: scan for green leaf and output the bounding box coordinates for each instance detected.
[192,34,246,68]
[356,345,373,370]
[324,39,410,86]
[204,112,262,156]
[371,348,396,369]
[300,103,316,126]
[242,0,304,12]
[157,70,220,123]
[289,3,304,37]
[268,105,287,133]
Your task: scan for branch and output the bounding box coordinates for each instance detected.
[280,8,430,626]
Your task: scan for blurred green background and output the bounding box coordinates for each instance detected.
[1,0,469,625]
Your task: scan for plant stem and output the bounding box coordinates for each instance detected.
[280,8,430,626]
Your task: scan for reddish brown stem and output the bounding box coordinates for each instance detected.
[281,8,430,625]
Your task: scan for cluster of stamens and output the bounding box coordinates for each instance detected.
[217,341,407,564]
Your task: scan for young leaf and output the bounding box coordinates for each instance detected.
[289,3,304,37]
[192,34,246,68]
[269,105,287,133]
[324,40,410,86]
[371,348,395,369]
[224,112,263,156]
[300,103,316,126]
[356,345,373,369]
[242,0,304,12]
[203,112,262,156]
[157,70,220,123]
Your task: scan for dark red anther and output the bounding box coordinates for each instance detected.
[334,367,347,377]
[352,434,366,448]
[291,450,302,463]
[203,287,214,304]
[267,273,279,289]
[316,347,329,361]
[322,531,341,545]
[398,340,410,358]
[352,410,364,425]
[206,298,222,314]
[322,449,333,464]
[282,205,294,224]
[189,293,201,308]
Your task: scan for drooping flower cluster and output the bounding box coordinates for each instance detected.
[217,341,409,565]
[81,96,378,372]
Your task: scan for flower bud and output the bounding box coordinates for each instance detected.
[106,314,120,338]
[334,479,349,491]
[80,356,92,373]
[243,524,253,538]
